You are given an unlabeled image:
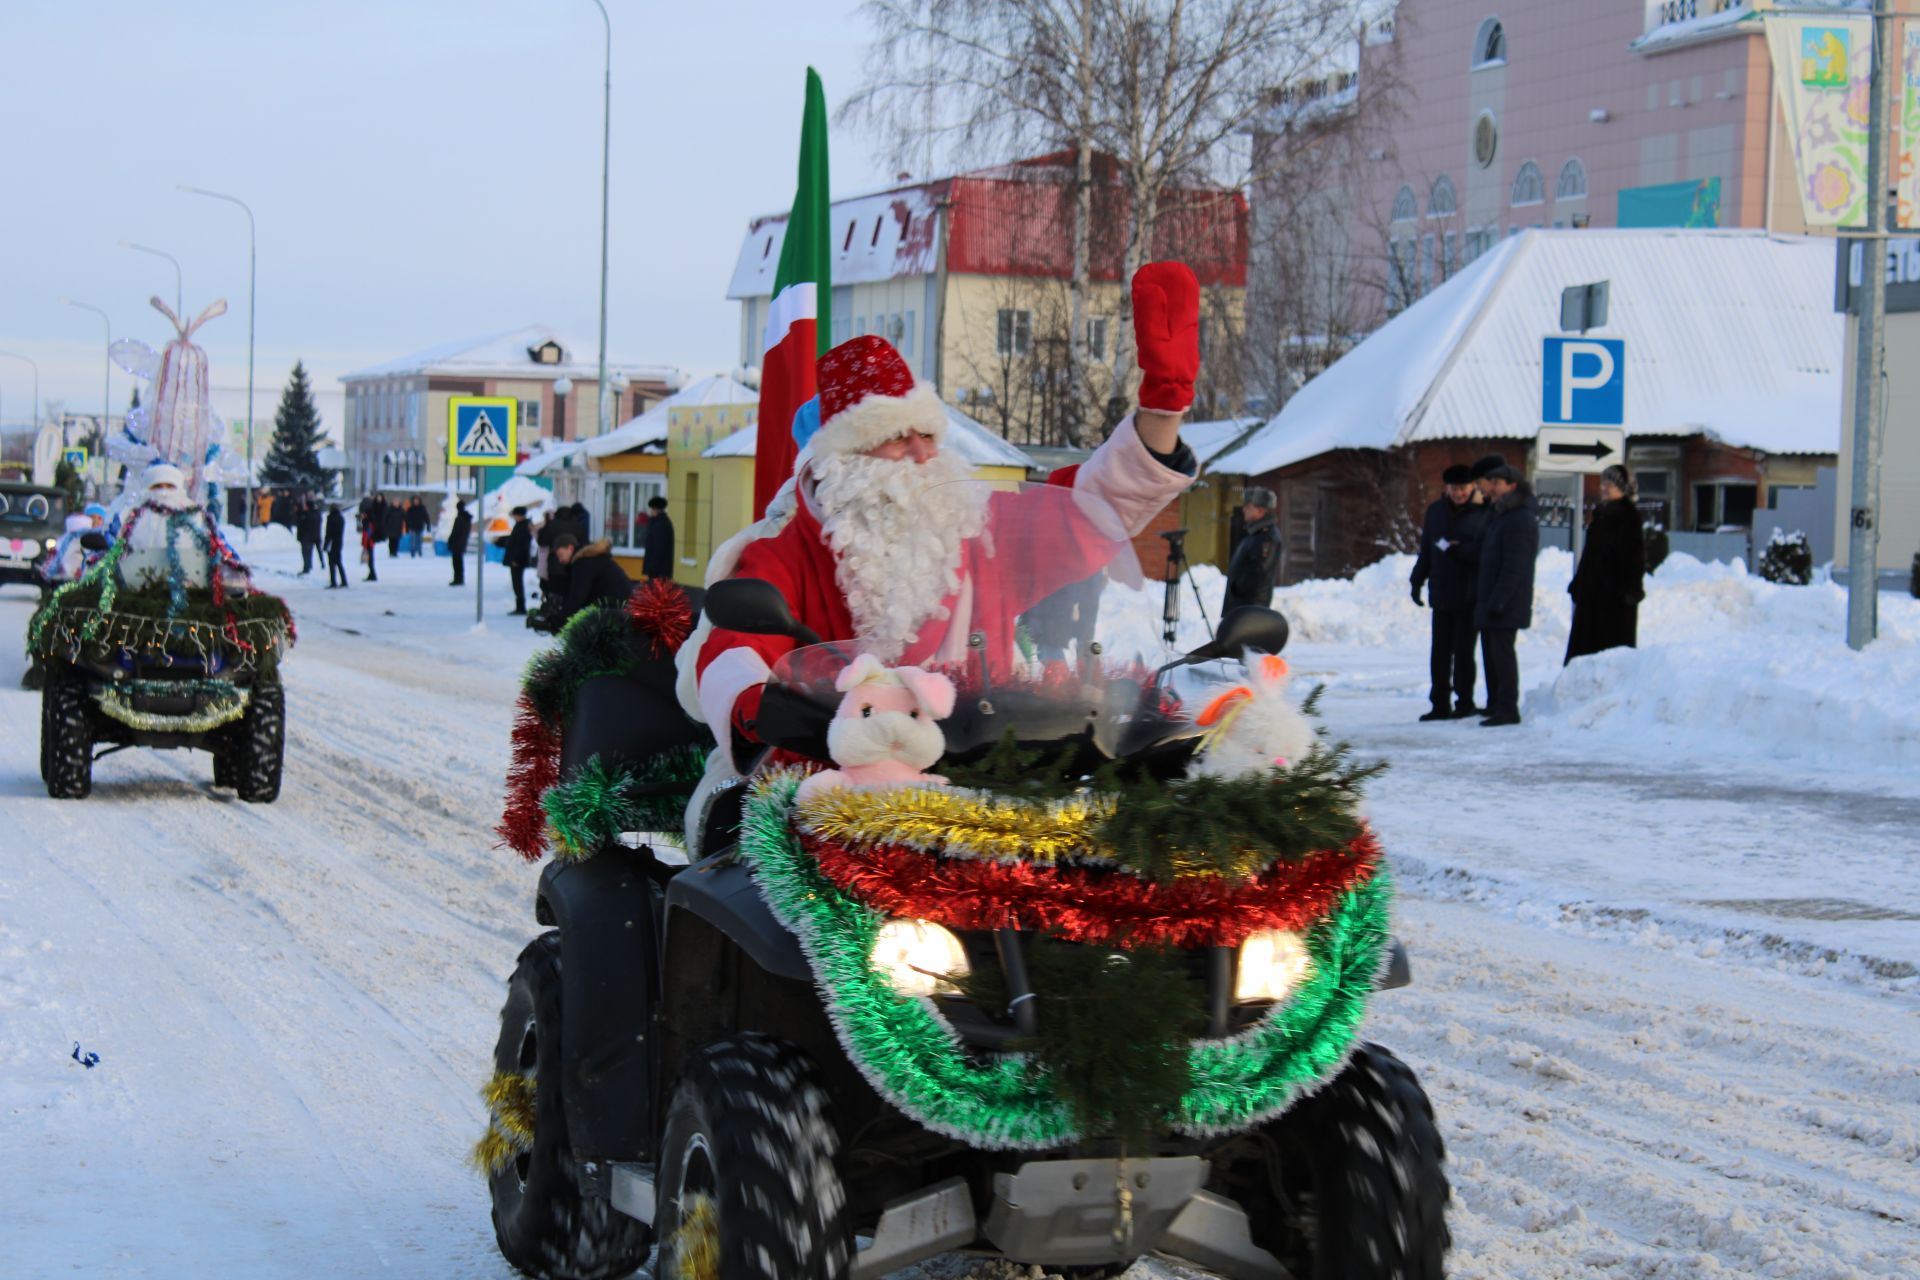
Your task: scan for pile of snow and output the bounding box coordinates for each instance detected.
[220,522,300,555]
[1274,549,1577,649]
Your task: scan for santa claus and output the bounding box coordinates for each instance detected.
[680,261,1203,767]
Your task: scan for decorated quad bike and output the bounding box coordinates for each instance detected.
[478,483,1448,1280]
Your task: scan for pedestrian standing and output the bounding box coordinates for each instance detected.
[1222,486,1283,618]
[296,498,321,576]
[1474,462,1540,727]
[502,505,533,615]
[324,503,348,588]
[406,498,429,557]
[642,495,675,580]
[1566,464,1647,663]
[1410,464,1492,720]
[384,498,404,558]
[447,498,472,587]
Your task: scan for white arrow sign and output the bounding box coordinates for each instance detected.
[1534,425,1626,475]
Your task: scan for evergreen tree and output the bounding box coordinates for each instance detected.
[259,361,330,494]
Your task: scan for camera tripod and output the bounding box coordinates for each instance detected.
[1158,527,1215,647]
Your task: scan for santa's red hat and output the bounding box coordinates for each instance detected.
[808,335,946,457]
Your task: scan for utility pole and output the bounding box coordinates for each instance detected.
[1845,5,1891,650]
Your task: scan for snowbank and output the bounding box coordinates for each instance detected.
[221,523,300,555]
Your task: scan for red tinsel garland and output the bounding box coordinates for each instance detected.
[628,578,694,659]
[497,692,564,859]
[799,824,1382,949]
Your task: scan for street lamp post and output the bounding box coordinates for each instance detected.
[589,0,612,439]
[179,185,256,535]
[119,241,183,317]
[59,299,112,479]
[0,350,38,430]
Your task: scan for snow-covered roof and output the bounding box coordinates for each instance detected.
[727,184,941,299]
[342,325,684,386]
[1210,229,1843,477]
[515,438,590,477]
[1629,4,1764,54]
[1183,418,1263,469]
[701,403,1033,470]
[584,374,758,459]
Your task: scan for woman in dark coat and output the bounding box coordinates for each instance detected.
[1566,464,1647,663]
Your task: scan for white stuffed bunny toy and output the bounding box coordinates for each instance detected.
[795,654,957,804]
[1189,653,1318,779]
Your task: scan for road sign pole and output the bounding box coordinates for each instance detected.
[1845,6,1891,650]
[474,466,485,626]
[1572,477,1584,565]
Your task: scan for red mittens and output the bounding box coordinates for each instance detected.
[1131,260,1201,413]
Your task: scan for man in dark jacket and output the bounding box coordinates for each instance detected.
[501,505,533,615]
[323,503,348,589]
[296,499,322,575]
[551,533,632,624]
[405,498,429,556]
[447,498,473,586]
[383,499,405,557]
[1222,486,1282,617]
[642,495,675,580]
[1474,464,1540,727]
[1409,465,1491,720]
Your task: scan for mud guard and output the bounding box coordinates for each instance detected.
[662,853,810,984]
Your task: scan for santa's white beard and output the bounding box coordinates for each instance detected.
[810,448,985,661]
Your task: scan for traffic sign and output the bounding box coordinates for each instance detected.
[61,446,89,471]
[1541,336,1625,427]
[1535,425,1626,475]
[448,396,518,467]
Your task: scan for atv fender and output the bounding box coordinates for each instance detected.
[534,848,661,1165]
[661,853,810,985]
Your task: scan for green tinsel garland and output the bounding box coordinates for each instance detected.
[521,604,637,727]
[737,772,1392,1149]
[541,746,710,858]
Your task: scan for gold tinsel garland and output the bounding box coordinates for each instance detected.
[94,684,249,734]
[469,1070,536,1176]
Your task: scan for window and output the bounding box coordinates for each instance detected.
[899,214,912,242]
[1428,175,1457,219]
[1555,158,1588,202]
[1472,17,1506,68]
[1445,233,1460,277]
[1085,316,1108,360]
[842,221,856,251]
[682,471,704,566]
[1472,111,1499,169]
[1511,160,1545,206]
[1692,481,1758,531]
[871,216,883,247]
[1391,185,1418,222]
[855,315,868,337]
[996,309,1032,357]
[604,479,632,550]
[518,397,543,438]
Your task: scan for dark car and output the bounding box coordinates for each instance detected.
[0,483,66,587]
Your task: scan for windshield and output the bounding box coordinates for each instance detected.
[764,481,1232,764]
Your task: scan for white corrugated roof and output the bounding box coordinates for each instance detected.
[584,374,758,459]
[1211,229,1843,477]
[342,324,684,385]
[727,185,942,300]
[1183,418,1263,469]
[702,403,1033,470]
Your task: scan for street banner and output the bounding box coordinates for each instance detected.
[752,67,832,520]
[1764,12,1920,229]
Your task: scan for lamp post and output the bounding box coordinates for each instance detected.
[59,299,111,478]
[179,184,256,535]
[0,350,38,430]
[589,0,612,439]
[119,240,183,317]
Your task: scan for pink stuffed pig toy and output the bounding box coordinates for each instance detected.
[794,654,957,803]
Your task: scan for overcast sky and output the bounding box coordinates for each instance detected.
[0,1,897,435]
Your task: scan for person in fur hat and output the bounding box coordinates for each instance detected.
[684,261,1204,765]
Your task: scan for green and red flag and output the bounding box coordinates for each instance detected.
[753,67,832,519]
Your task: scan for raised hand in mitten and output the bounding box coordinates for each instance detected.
[1131,260,1200,413]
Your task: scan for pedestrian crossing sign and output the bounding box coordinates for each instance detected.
[448,396,518,467]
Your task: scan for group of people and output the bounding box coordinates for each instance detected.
[486,495,676,630]
[1410,456,1646,727]
[286,495,353,589]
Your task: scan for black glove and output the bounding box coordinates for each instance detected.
[1410,583,1423,606]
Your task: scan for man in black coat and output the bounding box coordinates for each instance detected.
[447,498,473,586]
[642,495,675,580]
[1474,463,1540,727]
[323,503,348,589]
[405,497,429,557]
[296,499,322,576]
[1222,485,1283,618]
[1409,464,1492,720]
[551,533,633,625]
[501,506,534,615]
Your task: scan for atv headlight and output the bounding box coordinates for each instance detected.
[1234,929,1313,1003]
[44,537,58,551]
[870,919,969,997]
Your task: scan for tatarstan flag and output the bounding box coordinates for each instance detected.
[754,67,832,519]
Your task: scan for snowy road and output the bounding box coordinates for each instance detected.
[2,539,1915,1278]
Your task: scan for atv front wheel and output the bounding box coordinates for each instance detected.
[654,1033,852,1280]
[233,680,285,803]
[1231,1043,1450,1280]
[486,932,650,1280]
[43,675,93,800]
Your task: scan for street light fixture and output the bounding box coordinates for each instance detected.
[119,240,183,317]
[58,298,112,470]
[588,0,612,440]
[179,184,256,535]
[0,350,39,431]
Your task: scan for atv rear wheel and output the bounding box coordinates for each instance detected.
[1231,1043,1450,1280]
[233,680,284,803]
[654,1033,852,1280]
[43,675,93,800]
[487,932,650,1280]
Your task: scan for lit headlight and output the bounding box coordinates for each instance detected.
[870,919,969,997]
[1234,929,1313,1002]
[44,537,58,550]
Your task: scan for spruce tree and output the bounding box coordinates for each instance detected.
[259,361,330,494]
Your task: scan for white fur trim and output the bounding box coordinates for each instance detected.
[1072,414,1195,536]
[673,474,801,723]
[808,382,946,457]
[698,646,772,771]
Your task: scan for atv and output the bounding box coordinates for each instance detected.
[0,481,66,589]
[31,530,293,802]
[481,483,1448,1280]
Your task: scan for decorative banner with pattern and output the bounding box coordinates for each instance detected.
[1766,13,1873,227]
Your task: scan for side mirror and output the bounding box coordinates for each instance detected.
[1183,606,1290,666]
[79,531,110,552]
[705,577,822,647]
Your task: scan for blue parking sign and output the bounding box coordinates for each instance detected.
[1541,337,1625,426]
